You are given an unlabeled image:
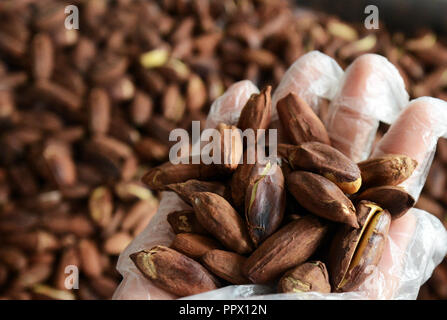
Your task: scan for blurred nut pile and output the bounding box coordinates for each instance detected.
[0,0,445,299]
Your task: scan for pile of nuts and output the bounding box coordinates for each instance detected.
[132,86,418,296]
[0,0,445,299]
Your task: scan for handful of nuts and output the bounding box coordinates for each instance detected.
[131,87,418,297]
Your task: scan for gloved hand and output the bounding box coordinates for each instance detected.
[113,51,447,300]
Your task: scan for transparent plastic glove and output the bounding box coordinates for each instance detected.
[113,53,447,300]
[372,97,447,200]
[272,50,344,118]
[325,54,409,163]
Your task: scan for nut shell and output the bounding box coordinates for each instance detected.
[170,233,221,259]
[278,261,331,294]
[355,186,415,219]
[202,249,249,285]
[329,201,391,292]
[358,154,418,188]
[192,192,253,254]
[277,93,330,145]
[245,161,285,246]
[243,215,328,284]
[130,246,220,297]
[287,171,358,228]
[166,180,226,205]
[287,142,362,194]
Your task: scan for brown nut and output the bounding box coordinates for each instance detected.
[354,186,415,219]
[216,123,243,172]
[286,142,362,194]
[237,86,272,132]
[358,154,418,188]
[166,180,226,205]
[192,192,253,254]
[167,209,208,235]
[170,233,221,259]
[88,186,113,228]
[230,149,257,210]
[245,161,285,246]
[278,261,331,294]
[287,171,359,228]
[329,201,391,292]
[141,160,220,190]
[130,246,220,297]
[202,249,249,285]
[243,215,328,284]
[276,93,330,145]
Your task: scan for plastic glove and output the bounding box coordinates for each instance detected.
[113,51,447,300]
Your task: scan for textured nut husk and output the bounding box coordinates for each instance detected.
[276,93,330,145]
[278,143,294,159]
[243,215,328,284]
[186,74,207,112]
[216,123,243,172]
[245,161,285,246]
[192,192,253,254]
[167,209,208,235]
[130,246,220,297]
[287,171,359,228]
[42,141,77,187]
[355,186,415,219]
[287,142,362,194]
[329,201,391,292]
[88,88,110,135]
[103,232,132,255]
[32,33,54,80]
[166,179,226,205]
[202,249,250,285]
[278,261,331,294]
[237,86,272,132]
[170,233,221,259]
[88,186,113,228]
[358,154,418,188]
[230,149,257,210]
[78,239,103,278]
[141,161,220,190]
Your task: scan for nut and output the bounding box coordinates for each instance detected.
[358,154,418,188]
[278,261,331,294]
[243,215,328,284]
[355,186,415,219]
[167,209,208,235]
[201,249,249,285]
[237,86,272,132]
[170,233,221,259]
[166,179,226,205]
[329,201,391,292]
[277,93,330,145]
[285,142,362,194]
[130,246,220,297]
[216,122,243,173]
[287,171,359,228]
[245,161,285,246]
[230,149,257,210]
[142,161,220,190]
[192,192,253,254]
